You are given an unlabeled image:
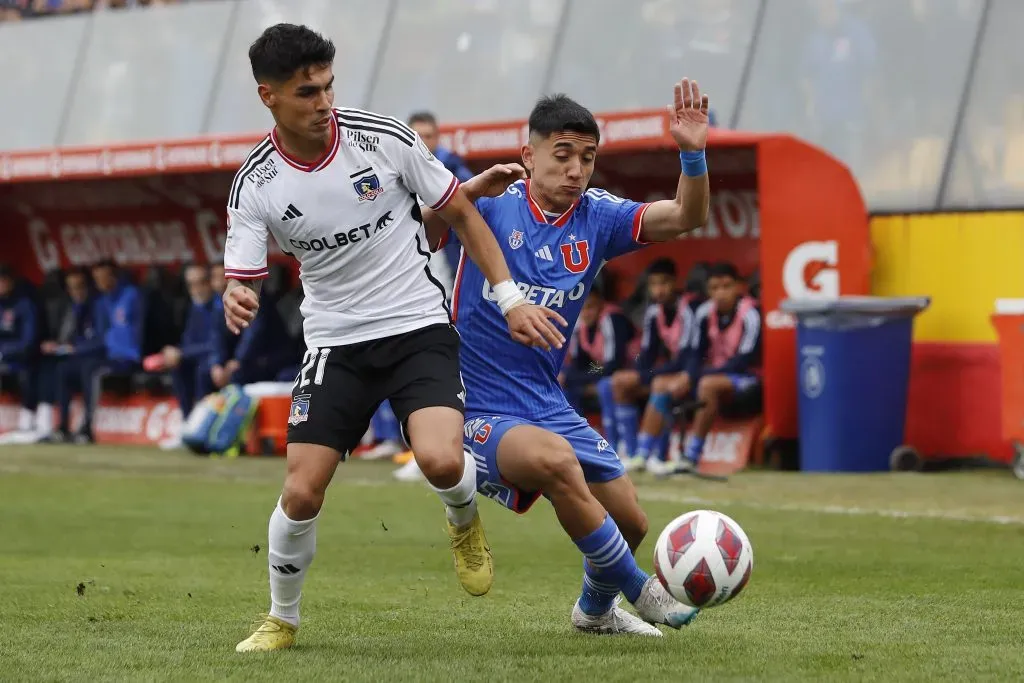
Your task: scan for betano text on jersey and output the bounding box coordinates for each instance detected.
[453,179,650,419]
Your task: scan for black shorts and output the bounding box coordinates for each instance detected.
[286,323,464,456]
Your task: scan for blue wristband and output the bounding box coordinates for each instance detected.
[680,150,707,177]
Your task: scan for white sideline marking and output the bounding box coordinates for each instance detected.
[638,489,1024,526]
[342,478,1024,526]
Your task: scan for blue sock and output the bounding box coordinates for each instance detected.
[636,432,658,462]
[685,434,706,464]
[579,559,619,616]
[614,404,639,458]
[596,377,618,450]
[574,515,649,614]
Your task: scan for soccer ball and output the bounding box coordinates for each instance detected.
[653,509,753,609]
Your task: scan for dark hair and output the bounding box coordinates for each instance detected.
[183,262,210,276]
[708,261,740,280]
[407,111,438,127]
[90,259,116,271]
[249,23,336,83]
[528,94,600,143]
[647,258,677,278]
[0,263,13,280]
[64,267,89,281]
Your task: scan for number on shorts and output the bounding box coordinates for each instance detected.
[297,348,331,389]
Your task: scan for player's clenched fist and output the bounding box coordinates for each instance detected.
[505,303,568,351]
[223,285,259,335]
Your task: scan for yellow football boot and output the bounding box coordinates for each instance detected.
[235,615,297,653]
[447,511,494,596]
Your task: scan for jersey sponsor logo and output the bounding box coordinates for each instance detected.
[353,173,384,202]
[346,129,379,152]
[286,211,396,252]
[482,279,585,309]
[508,229,524,250]
[245,157,278,189]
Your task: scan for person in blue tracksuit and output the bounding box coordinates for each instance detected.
[211,289,290,390]
[407,111,475,280]
[159,264,218,417]
[54,260,144,443]
[0,264,39,421]
[43,268,107,442]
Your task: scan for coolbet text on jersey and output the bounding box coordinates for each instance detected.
[454,180,650,419]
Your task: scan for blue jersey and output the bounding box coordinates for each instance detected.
[455,179,650,419]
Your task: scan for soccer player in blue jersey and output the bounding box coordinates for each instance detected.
[423,78,711,635]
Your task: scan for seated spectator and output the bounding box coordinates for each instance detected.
[210,262,226,296]
[42,268,106,442]
[154,263,217,417]
[211,289,292,390]
[663,262,762,473]
[603,259,695,471]
[50,260,143,443]
[560,278,635,420]
[0,264,39,432]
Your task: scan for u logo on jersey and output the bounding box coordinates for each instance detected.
[508,229,524,250]
[559,236,590,274]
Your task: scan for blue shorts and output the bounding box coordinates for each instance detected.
[723,373,760,393]
[464,406,625,514]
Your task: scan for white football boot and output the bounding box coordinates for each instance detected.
[362,439,403,460]
[571,598,663,636]
[644,458,674,477]
[634,576,700,628]
[622,454,647,473]
[392,457,425,482]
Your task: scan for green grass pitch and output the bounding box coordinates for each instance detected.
[1,445,1022,682]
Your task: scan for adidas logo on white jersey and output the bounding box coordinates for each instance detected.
[281,204,303,221]
[534,245,553,261]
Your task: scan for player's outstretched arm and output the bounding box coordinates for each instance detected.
[422,164,526,250]
[638,78,711,244]
[436,190,567,350]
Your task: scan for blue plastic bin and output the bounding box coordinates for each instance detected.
[780,297,931,472]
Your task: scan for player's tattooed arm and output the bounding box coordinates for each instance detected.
[639,78,711,243]
[223,278,262,335]
[422,164,527,251]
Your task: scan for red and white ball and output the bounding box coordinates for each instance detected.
[653,509,753,609]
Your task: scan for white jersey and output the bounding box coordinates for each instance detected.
[224,107,460,348]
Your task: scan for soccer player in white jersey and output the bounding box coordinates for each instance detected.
[226,24,565,653]
[422,81,711,634]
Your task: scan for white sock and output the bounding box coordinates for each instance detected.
[35,403,53,434]
[18,408,33,432]
[428,449,478,529]
[267,499,317,627]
